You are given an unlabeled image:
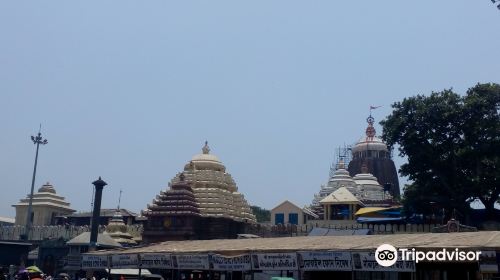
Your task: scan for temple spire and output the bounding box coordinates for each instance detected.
[337,158,346,170]
[365,114,376,138]
[366,105,381,139]
[202,141,210,154]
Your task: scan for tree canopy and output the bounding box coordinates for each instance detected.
[250,205,271,223]
[381,83,500,218]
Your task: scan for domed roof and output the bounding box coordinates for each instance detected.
[353,173,381,186]
[330,169,351,179]
[38,182,56,194]
[184,142,226,172]
[174,142,256,223]
[352,115,389,153]
[105,209,137,246]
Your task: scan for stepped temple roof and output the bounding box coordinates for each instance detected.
[172,142,256,223]
[105,210,137,246]
[142,173,201,217]
[12,182,74,212]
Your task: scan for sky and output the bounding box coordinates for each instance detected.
[1,1,499,218]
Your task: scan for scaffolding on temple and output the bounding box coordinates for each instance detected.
[329,144,352,178]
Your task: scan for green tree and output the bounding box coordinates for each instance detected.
[381,83,500,218]
[250,205,271,223]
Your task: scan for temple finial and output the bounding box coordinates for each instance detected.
[365,115,376,138]
[202,141,210,154]
[337,158,345,169]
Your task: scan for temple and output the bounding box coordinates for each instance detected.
[142,142,256,242]
[310,113,400,221]
[347,114,400,197]
[142,173,201,242]
[104,210,138,246]
[12,182,75,226]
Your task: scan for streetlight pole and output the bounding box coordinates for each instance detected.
[23,127,48,240]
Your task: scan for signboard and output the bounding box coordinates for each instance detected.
[299,251,351,271]
[351,252,415,272]
[174,255,210,270]
[210,254,252,271]
[65,255,82,270]
[82,255,109,269]
[252,253,298,271]
[140,254,174,269]
[111,254,139,269]
[479,251,499,273]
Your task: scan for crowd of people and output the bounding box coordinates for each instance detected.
[0,266,69,280]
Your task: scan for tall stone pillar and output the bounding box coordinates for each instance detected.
[89,177,107,251]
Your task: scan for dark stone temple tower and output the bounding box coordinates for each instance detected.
[142,173,201,243]
[347,114,400,197]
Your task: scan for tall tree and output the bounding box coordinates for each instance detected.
[381,83,500,218]
[461,84,500,215]
[250,205,271,223]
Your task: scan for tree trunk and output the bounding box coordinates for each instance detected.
[481,191,499,219]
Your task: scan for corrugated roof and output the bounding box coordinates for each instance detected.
[68,209,137,218]
[88,231,500,256]
[301,207,319,219]
[67,232,122,248]
[308,228,371,236]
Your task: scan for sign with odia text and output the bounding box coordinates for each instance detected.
[299,251,351,271]
[111,254,139,269]
[210,254,252,271]
[174,255,210,270]
[140,254,174,269]
[82,255,109,269]
[479,251,499,273]
[252,253,298,271]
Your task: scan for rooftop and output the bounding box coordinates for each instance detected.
[67,232,122,248]
[320,187,362,205]
[67,208,138,218]
[89,231,500,255]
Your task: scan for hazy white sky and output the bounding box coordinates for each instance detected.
[1,1,499,218]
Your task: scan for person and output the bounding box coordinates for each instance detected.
[29,272,43,280]
[16,270,29,280]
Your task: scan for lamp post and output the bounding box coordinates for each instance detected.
[23,129,48,241]
[89,177,107,251]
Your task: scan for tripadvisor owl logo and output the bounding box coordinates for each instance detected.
[375,243,482,266]
[375,244,398,267]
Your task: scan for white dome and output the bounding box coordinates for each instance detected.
[184,142,226,172]
[38,182,56,194]
[352,114,389,154]
[352,136,388,153]
[175,142,256,223]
